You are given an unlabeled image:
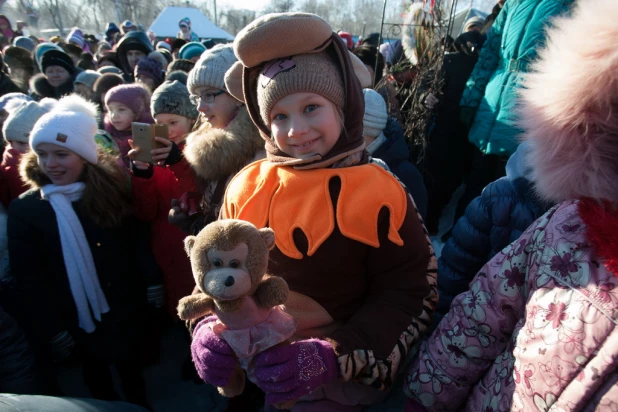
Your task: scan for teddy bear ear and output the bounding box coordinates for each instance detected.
[259,228,276,250]
[184,236,196,256]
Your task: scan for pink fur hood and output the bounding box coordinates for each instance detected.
[520,0,618,204]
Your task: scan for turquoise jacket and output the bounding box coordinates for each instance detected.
[460,0,574,156]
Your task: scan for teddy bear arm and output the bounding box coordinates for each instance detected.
[177,293,215,320]
[254,276,289,309]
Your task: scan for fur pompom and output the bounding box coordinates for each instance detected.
[520,0,618,204]
[52,93,100,121]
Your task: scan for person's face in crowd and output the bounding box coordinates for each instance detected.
[180,25,189,34]
[36,143,86,186]
[0,20,8,30]
[107,101,136,132]
[270,92,341,160]
[154,113,194,144]
[126,49,146,70]
[193,86,240,129]
[136,74,156,91]
[74,83,94,101]
[466,25,482,33]
[45,65,71,87]
[9,140,30,154]
[189,55,200,63]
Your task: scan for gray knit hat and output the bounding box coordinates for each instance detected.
[257,50,344,125]
[151,80,199,119]
[3,99,57,143]
[362,88,388,138]
[186,44,237,95]
[74,70,102,89]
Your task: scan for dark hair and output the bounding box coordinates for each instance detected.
[352,45,385,85]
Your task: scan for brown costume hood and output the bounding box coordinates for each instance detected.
[229,13,367,170]
[183,106,265,182]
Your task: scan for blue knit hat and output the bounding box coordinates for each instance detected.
[179,42,206,61]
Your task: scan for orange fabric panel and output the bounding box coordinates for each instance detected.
[224,160,407,259]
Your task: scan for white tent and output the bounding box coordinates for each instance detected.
[148,6,234,41]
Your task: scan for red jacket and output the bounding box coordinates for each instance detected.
[131,158,197,316]
[0,147,28,208]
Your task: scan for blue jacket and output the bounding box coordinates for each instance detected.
[460,0,574,156]
[435,142,552,322]
[374,118,428,219]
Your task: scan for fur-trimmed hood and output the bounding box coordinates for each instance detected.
[520,0,618,204]
[29,71,80,100]
[183,106,265,182]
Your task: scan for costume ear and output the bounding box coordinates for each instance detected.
[259,228,276,250]
[184,236,196,256]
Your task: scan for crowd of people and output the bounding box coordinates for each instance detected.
[0,0,616,411]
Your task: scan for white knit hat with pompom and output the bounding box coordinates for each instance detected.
[30,94,100,164]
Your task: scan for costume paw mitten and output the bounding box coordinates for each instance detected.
[253,338,339,405]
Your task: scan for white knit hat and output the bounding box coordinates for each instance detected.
[362,88,388,138]
[186,44,237,95]
[30,94,100,164]
[3,99,56,143]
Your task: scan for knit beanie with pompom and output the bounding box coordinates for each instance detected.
[30,94,100,164]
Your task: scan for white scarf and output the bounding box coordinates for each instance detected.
[41,182,109,333]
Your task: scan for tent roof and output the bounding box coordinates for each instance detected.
[148,6,234,41]
[449,7,488,36]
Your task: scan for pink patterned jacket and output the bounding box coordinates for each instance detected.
[405,200,618,411]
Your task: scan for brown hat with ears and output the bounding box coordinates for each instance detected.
[228,12,371,170]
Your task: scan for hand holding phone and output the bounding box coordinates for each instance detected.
[131,123,168,164]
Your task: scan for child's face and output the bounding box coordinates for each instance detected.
[194,87,239,129]
[107,102,136,132]
[35,143,86,186]
[9,140,30,154]
[154,113,194,144]
[270,92,341,160]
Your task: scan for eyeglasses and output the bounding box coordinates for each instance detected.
[189,90,225,105]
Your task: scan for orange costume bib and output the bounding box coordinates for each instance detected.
[222,160,409,259]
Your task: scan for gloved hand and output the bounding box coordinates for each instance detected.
[169,199,198,233]
[254,338,339,405]
[191,317,238,387]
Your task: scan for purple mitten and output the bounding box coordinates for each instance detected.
[191,316,238,387]
[254,338,339,405]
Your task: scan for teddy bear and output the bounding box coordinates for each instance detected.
[178,219,296,401]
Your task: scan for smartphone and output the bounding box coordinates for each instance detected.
[131,123,168,164]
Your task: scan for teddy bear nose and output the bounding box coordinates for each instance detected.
[224,276,235,287]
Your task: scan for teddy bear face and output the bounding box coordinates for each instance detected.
[203,243,253,300]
